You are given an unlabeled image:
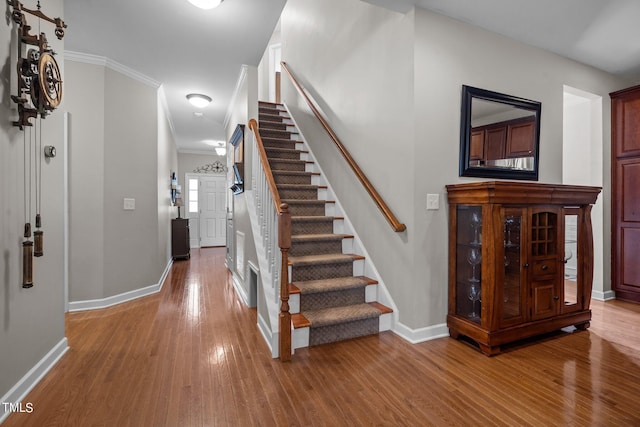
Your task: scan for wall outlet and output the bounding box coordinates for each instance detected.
[427,193,439,210]
[123,198,136,211]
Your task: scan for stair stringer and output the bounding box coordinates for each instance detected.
[281,103,400,338]
[245,189,281,359]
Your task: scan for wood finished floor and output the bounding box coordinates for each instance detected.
[5,247,640,426]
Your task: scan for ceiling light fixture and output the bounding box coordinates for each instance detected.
[188,0,223,10]
[186,93,212,108]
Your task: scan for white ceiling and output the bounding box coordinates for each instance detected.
[64,0,640,153]
[368,0,640,79]
[63,0,286,153]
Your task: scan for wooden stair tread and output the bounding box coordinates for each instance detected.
[291,215,343,222]
[268,158,314,164]
[302,303,383,328]
[258,115,291,122]
[277,184,327,190]
[265,147,309,154]
[271,170,320,176]
[369,302,393,314]
[292,313,311,329]
[291,233,353,242]
[282,199,335,205]
[288,253,365,266]
[291,276,378,295]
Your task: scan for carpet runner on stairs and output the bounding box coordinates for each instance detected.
[257,101,392,347]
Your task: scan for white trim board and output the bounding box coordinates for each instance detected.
[0,338,69,423]
[392,322,450,345]
[223,64,249,129]
[592,290,616,301]
[68,259,173,312]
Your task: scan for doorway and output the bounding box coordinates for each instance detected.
[562,85,608,299]
[268,43,282,103]
[185,174,227,248]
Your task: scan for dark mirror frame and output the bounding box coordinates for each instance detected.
[459,85,542,181]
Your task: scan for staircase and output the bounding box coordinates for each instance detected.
[257,101,393,349]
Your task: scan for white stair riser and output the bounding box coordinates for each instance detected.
[293,326,310,349]
[290,293,300,314]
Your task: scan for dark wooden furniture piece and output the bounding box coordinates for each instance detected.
[446,181,601,355]
[171,218,190,260]
[611,85,640,303]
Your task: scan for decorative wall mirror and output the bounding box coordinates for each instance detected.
[459,85,541,180]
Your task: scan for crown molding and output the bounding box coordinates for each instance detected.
[64,51,161,88]
[178,149,225,156]
[223,64,249,130]
[158,85,177,141]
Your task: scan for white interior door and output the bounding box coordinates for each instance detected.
[199,176,227,247]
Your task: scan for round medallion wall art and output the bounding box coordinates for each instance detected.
[7,0,67,288]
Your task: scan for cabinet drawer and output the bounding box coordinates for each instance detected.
[532,259,557,277]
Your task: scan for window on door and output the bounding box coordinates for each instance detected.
[189,178,199,213]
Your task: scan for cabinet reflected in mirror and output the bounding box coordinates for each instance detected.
[460,85,541,180]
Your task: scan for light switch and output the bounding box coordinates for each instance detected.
[427,194,439,211]
[123,198,136,211]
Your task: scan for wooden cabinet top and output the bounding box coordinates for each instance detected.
[446,181,601,206]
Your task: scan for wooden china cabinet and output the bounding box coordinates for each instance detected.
[610,85,640,303]
[446,181,601,355]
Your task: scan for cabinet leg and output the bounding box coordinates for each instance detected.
[479,343,500,356]
[449,328,460,339]
[575,321,590,331]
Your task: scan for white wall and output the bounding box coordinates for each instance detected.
[277,0,631,330]
[226,66,260,309]
[178,152,223,181]
[0,0,66,411]
[281,0,417,324]
[563,88,606,297]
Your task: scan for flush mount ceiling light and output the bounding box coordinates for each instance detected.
[186,93,212,108]
[188,0,223,10]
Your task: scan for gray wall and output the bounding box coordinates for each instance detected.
[0,0,66,403]
[279,0,632,330]
[158,91,179,273]
[66,60,176,302]
[66,61,105,301]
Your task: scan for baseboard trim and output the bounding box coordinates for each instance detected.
[592,289,616,301]
[68,259,173,312]
[0,338,69,423]
[393,321,449,344]
[257,313,278,358]
[231,272,250,306]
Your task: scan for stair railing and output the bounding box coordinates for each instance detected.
[248,118,292,362]
[280,62,406,232]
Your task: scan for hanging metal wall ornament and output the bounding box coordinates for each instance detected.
[7,0,67,288]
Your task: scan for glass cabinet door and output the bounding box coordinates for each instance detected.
[562,208,582,313]
[502,208,524,324]
[455,206,482,324]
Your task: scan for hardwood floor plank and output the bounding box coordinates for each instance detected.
[4,247,640,426]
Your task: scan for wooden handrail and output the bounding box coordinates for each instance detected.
[249,119,283,213]
[248,118,292,361]
[280,62,407,232]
